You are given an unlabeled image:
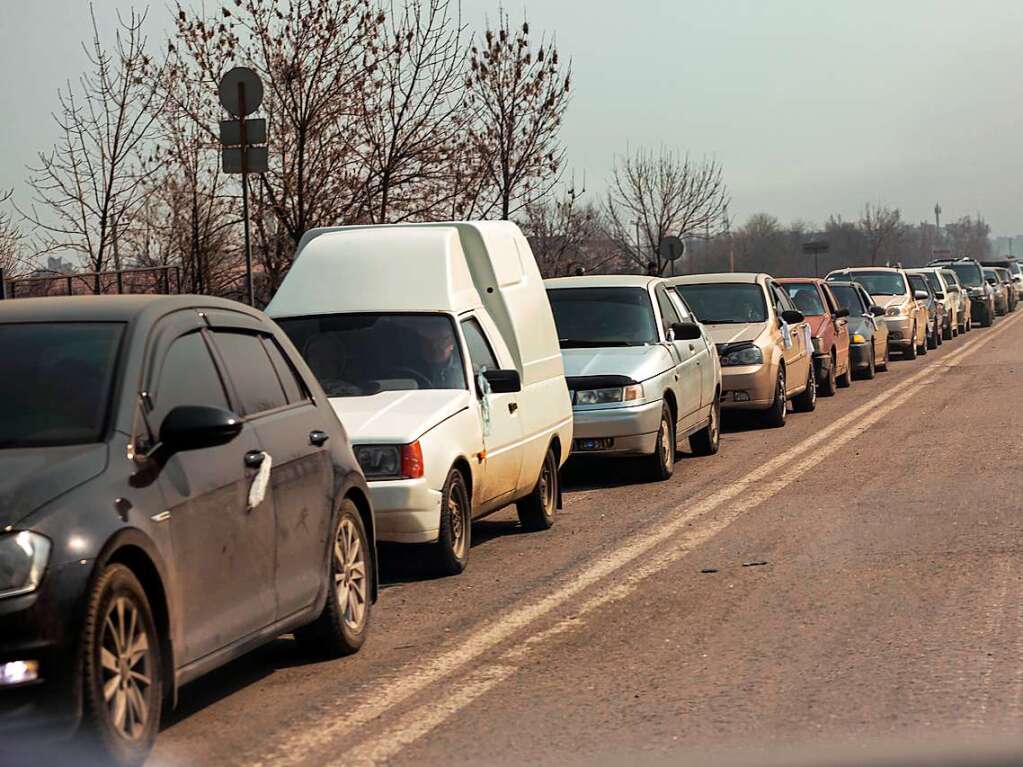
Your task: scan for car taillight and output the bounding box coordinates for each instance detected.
[401,441,424,479]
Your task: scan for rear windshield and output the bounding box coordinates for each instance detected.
[828,284,864,313]
[783,283,825,315]
[546,287,658,347]
[0,322,124,448]
[832,271,906,296]
[673,283,768,324]
[277,313,466,397]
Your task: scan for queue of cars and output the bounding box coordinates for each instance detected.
[0,226,1012,765]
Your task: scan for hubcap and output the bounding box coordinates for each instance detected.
[538,461,555,514]
[334,518,368,631]
[100,597,152,741]
[659,418,672,469]
[449,487,467,559]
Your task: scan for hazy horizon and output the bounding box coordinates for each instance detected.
[3,0,1023,237]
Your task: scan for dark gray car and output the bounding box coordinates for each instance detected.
[0,296,376,766]
[826,281,890,379]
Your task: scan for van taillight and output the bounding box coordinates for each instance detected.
[401,441,424,479]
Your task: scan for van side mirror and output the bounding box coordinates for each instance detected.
[913,290,929,300]
[869,305,885,317]
[834,307,850,319]
[160,406,243,453]
[780,309,804,324]
[670,322,703,341]
[481,369,521,394]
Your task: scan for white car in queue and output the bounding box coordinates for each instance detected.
[544,276,722,480]
[267,222,573,575]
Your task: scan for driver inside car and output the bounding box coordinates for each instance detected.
[416,326,463,389]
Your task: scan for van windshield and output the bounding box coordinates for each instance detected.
[0,322,124,448]
[546,287,658,347]
[277,314,467,397]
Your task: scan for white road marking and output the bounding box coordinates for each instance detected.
[256,311,1023,767]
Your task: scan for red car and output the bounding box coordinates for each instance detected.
[778,278,852,396]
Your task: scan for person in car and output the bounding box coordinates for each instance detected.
[417,324,464,388]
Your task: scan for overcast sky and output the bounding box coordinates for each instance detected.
[3,0,1023,234]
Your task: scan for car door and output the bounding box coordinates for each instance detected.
[669,290,715,410]
[208,323,333,621]
[460,314,523,507]
[769,282,809,391]
[655,284,699,422]
[821,284,850,368]
[148,320,276,664]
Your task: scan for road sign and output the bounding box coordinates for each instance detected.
[659,236,685,262]
[218,67,264,117]
[222,146,269,175]
[220,119,267,147]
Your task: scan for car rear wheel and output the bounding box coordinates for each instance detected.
[818,354,837,397]
[836,357,852,388]
[927,324,938,349]
[791,362,817,413]
[943,320,953,340]
[858,345,876,380]
[80,564,163,767]
[296,499,372,654]
[762,368,787,428]
[518,444,560,528]
[689,399,721,456]
[904,330,918,360]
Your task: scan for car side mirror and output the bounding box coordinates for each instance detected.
[780,309,804,324]
[670,321,703,341]
[870,305,885,317]
[986,277,997,285]
[834,307,850,319]
[913,290,929,300]
[160,406,243,453]
[1014,276,1022,283]
[481,368,521,394]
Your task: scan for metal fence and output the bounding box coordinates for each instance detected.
[0,266,181,300]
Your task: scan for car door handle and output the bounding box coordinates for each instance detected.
[689,343,696,351]
[309,430,330,447]
[508,402,518,414]
[245,450,266,469]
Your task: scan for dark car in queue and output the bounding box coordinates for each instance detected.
[0,296,376,767]
[826,280,890,379]
[929,258,995,327]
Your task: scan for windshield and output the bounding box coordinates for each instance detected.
[1010,263,1022,277]
[783,283,825,315]
[673,283,768,324]
[0,322,124,449]
[547,287,658,347]
[828,284,864,313]
[835,271,906,296]
[948,262,984,287]
[277,314,466,397]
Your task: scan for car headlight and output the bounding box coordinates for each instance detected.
[851,333,866,344]
[355,442,424,479]
[574,384,643,405]
[885,303,909,317]
[720,344,763,367]
[0,532,51,599]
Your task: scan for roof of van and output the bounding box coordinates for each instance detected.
[266,226,482,318]
[544,275,660,289]
[666,272,766,286]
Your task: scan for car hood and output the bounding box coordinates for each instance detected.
[872,295,908,310]
[0,444,109,529]
[703,322,768,346]
[330,389,473,444]
[561,346,674,383]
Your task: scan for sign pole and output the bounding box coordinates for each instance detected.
[238,81,254,307]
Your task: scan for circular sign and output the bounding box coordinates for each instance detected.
[218,67,264,117]
[659,236,685,262]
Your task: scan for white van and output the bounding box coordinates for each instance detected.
[266,222,573,575]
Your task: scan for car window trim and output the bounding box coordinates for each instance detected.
[459,314,501,373]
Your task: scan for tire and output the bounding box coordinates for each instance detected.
[927,326,937,350]
[904,331,918,360]
[818,354,837,397]
[943,321,953,341]
[430,469,472,574]
[792,362,817,413]
[857,345,876,380]
[689,398,721,456]
[79,564,163,767]
[878,341,890,372]
[518,444,559,529]
[982,305,994,327]
[643,403,676,481]
[762,368,787,428]
[836,357,852,388]
[295,499,373,653]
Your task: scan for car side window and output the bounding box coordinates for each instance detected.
[261,336,309,405]
[668,290,693,322]
[655,286,682,331]
[857,288,872,312]
[460,317,499,375]
[211,331,288,416]
[769,283,791,317]
[821,285,839,314]
[152,331,230,426]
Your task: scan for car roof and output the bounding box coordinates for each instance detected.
[544,275,660,289]
[776,277,824,285]
[666,272,766,286]
[0,294,260,324]
[828,266,902,274]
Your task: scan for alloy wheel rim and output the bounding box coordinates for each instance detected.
[778,373,786,421]
[659,417,672,470]
[538,460,555,514]
[335,518,368,631]
[100,596,152,741]
[449,487,467,559]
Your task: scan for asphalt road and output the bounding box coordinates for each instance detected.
[152,311,1023,767]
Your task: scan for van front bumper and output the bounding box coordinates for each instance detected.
[571,399,663,456]
[368,479,443,544]
[720,363,775,410]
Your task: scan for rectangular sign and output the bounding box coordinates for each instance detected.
[222,146,269,174]
[219,118,267,147]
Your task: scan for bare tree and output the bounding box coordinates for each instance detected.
[520,184,614,277]
[603,147,729,275]
[22,6,162,281]
[860,203,904,265]
[464,10,571,220]
[945,214,992,260]
[0,189,24,281]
